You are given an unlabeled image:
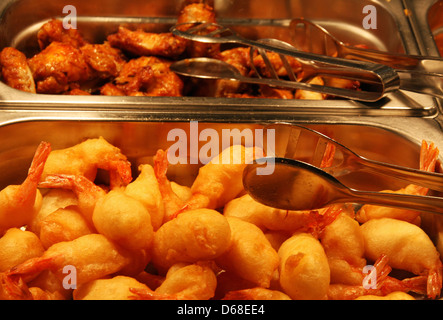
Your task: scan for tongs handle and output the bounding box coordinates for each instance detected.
[339,45,443,99]
[356,157,443,193]
[349,188,443,215]
[171,23,400,102]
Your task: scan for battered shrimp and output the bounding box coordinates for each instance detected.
[41,137,132,188]
[130,262,217,300]
[355,291,415,300]
[0,47,36,93]
[73,275,149,300]
[0,272,66,300]
[223,194,341,235]
[113,56,183,97]
[39,174,107,229]
[361,218,442,299]
[222,287,291,300]
[123,164,165,230]
[7,233,148,286]
[92,189,155,251]
[151,208,231,271]
[39,208,93,249]
[320,211,367,285]
[215,217,279,288]
[107,26,187,58]
[0,228,45,272]
[357,140,439,224]
[0,141,51,235]
[327,255,427,300]
[27,189,78,236]
[278,232,330,300]
[156,145,262,219]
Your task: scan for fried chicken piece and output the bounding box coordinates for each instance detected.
[0,47,36,93]
[37,19,87,50]
[27,42,93,94]
[100,82,125,96]
[176,3,220,58]
[107,26,187,59]
[80,42,126,79]
[114,56,183,96]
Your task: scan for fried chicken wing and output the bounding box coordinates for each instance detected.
[37,19,87,50]
[0,47,36,93]
[80,42,126,79]
[107,26,187,59]
[27,42,93,94]
[176,3,220,58]
[114,56,183,96]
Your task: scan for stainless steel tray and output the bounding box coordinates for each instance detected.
[0,0,439,117]
[402,0,442,57]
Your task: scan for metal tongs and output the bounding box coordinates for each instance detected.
[290,18,443,100]
[259,123,443,192]
[170,22,400,102]
[242,123,443,215]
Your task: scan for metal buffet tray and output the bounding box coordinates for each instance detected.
[0,0,442,190]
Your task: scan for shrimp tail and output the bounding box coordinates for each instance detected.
[0,273,33,300]
[39,174,104,195]
[372,254,392,289]
[420,140,439,172]
[154,149,186,221]
[7,256,56,281]
[414,140,440,196]
[427,260,442,299]
[320,142,336,168]
[304,205,342,238]
[18,141,51,203]
[108,159,133,188]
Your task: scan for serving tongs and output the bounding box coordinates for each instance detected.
[259,123,443,192]
[170,22,400,102]
[243,157,443,215]
[290,18,443,99]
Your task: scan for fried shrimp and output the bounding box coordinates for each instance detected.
[124,164,165,231]
[73,275,149,300]
[0,228,45,272]
[278,232,330,300]
[320,211,367,285]
[131,262,217,300]
[151,208,231,271]
[361,218,443,299]
[215,217,279,288]
[38,174,106,228]
[7,234,147,286]
[222,287,291,300]
[156,145,262,219]
[0,141,51,235]
[41,137,132,188]
[356,140,439,224]
[93,189,154,251]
